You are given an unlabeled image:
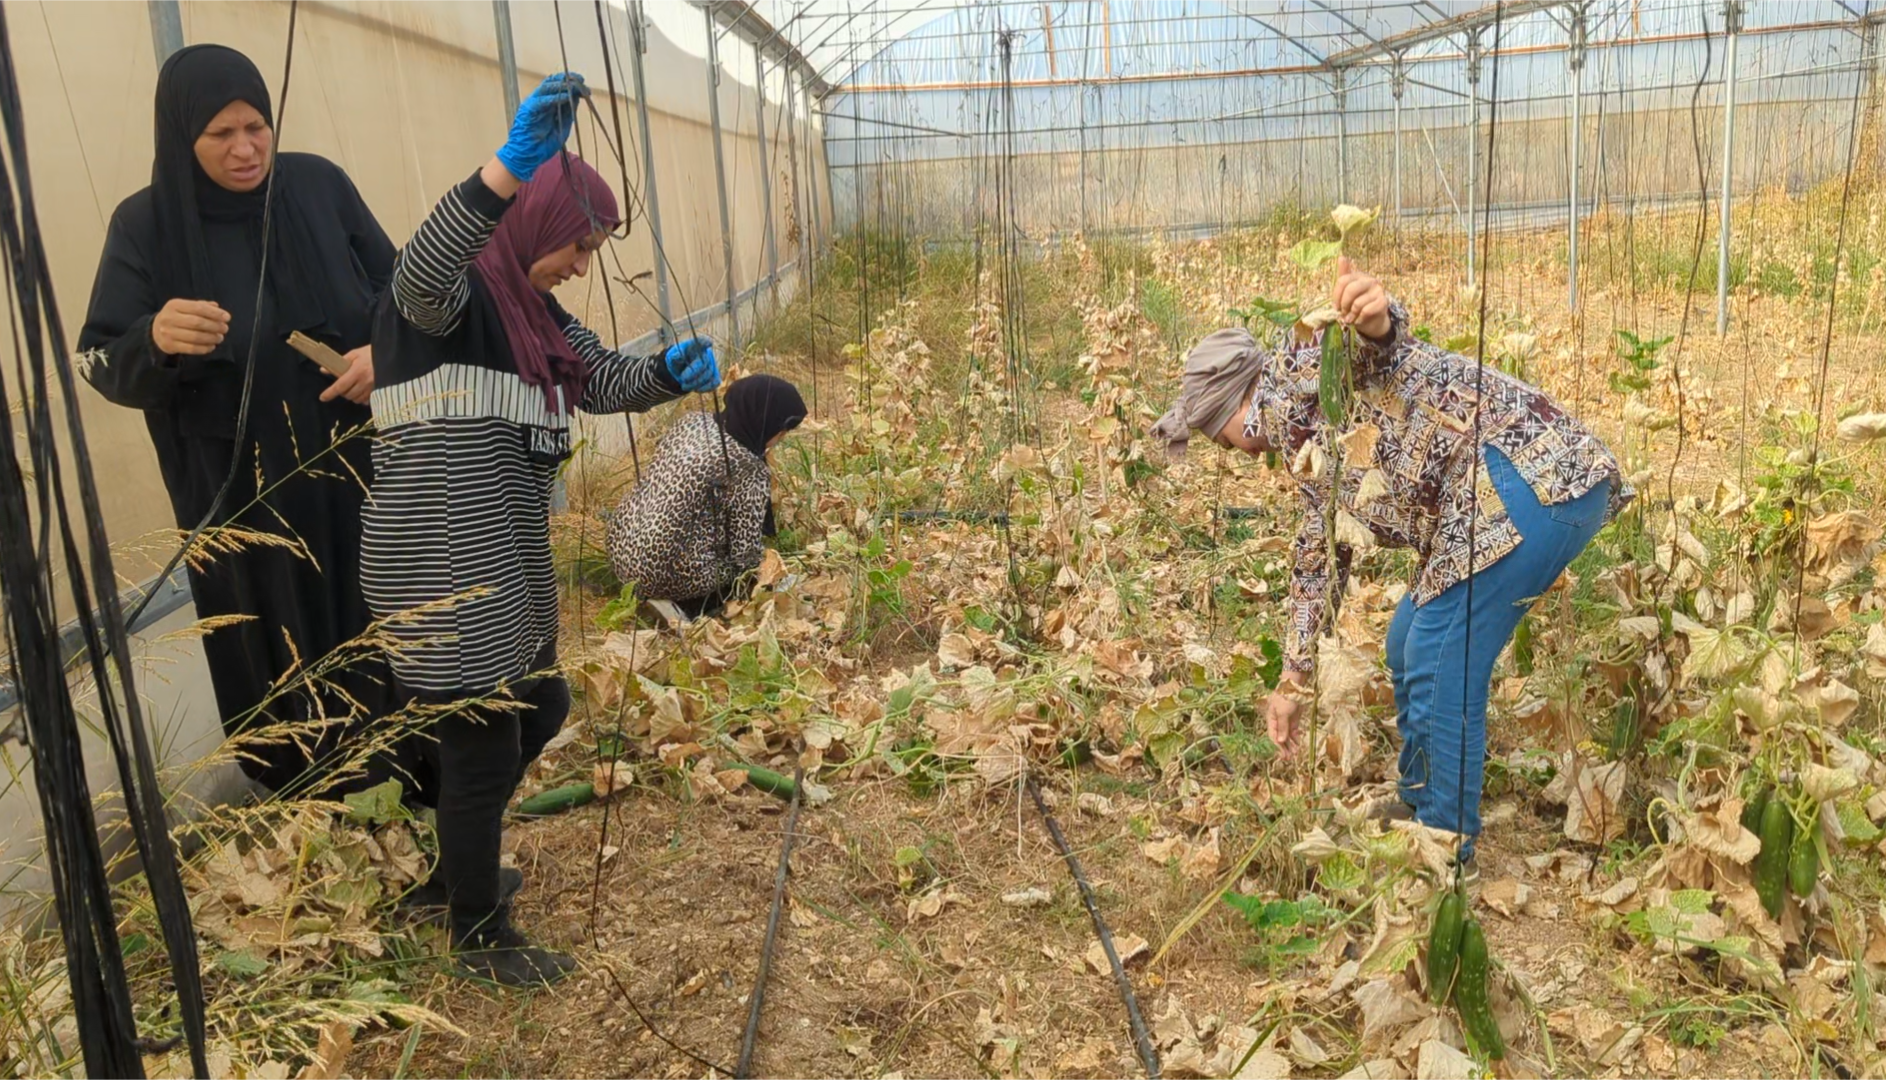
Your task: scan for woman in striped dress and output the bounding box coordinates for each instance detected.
[363,73,718,986]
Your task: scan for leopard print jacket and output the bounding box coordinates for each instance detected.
[607,411,771,602]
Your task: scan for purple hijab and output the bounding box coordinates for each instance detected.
[474,153,620,412]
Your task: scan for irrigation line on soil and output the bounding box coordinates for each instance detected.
[893,506,1270,526]
[1023,773,1161,1079]
[737,763,807,1079]
[600,963,735,1078]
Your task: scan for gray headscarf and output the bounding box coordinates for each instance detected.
[1148,327,1266,461]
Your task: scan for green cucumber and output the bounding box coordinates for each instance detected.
[1426,888,1467,1004]
[1454,918,1506,1061]
[1740,785,1770,835]
[515,782,596,817]
[1788,819,1820,897]
[1755,796,1794,919]
[1319,324,1350,425]
[736,763,799,802]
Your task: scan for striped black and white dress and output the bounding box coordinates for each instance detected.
[363,171,683,697]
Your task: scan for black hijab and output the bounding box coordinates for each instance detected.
[149,44,330,354]
[717,375,807,459]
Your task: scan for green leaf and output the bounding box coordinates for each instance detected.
[1638,907,1679,938]
[1275,935,1319,958]
[1317,852,1368,895]
[1837,799,1882,843]
[343,779,407,826]
[216,950,270,978]
[1255,637,1284,690]
[1221,890,1265,927]
[1288,238,1343,272]
[1239,296,1301,329]
[1609,371,1651,395]
[892,845,925,868]
[346,979,410,1007]
[1146,730,1186,767]
[1255,899,1304,929]
[1671,888,1715,915]
[120,932,151,959]
[594,582,639,633]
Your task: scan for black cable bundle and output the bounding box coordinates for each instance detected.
[0,4,208,1077]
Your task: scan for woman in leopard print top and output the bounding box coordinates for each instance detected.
[609,375,806,617]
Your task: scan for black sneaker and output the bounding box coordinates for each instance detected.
[455,922,578,987]
[400,866,524,918]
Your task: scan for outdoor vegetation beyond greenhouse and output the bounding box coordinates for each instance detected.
[16,1,1886,1079]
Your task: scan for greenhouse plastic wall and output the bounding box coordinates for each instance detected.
[0,0,833,901]
[822,1,1881,243]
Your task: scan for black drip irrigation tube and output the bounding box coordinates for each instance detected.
[893,508,1011,525]
[1025,774,1162,1078]
[893,507,1268,526]
[737,764,806,1079]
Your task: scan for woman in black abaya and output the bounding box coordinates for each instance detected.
[78,44,396,795]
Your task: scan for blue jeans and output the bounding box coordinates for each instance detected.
[1385,445,1612,861]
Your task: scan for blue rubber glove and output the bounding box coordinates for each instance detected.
[664,338,719,393]
[497,73,590,182]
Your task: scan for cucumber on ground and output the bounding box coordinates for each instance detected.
[736,763,799,802]
[1788,820,1820,897]
[515,782,596,817]
[1454,918,1506,1061]
[1755,796,1794,919]
[1426,888,1467,1005]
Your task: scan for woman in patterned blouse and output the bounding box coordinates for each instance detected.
[1152,258,1631,864]
[607,374,807,620]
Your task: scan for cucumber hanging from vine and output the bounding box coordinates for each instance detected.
[1455,918,1506,1061]
[1755,796,1794,919]
[1740,784,1770,835]
[1788,823,1820,897]
[1320,322,1352,425]
[1426,888,1467,1004]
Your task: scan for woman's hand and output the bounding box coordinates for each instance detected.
[495,73,589,184]
[664,337,719,393]
[1333,256,1392,341]
[151,298,230,356]
[1266,669,1309,758]
[319,345,374,405]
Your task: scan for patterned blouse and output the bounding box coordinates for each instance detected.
[1250,301,1631,674]
[607,412,771,603]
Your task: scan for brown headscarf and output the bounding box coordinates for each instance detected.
[1148,327,1266,461]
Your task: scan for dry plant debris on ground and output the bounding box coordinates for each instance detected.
[16,187,1886,1080]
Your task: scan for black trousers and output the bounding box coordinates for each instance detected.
[403,652,570,941]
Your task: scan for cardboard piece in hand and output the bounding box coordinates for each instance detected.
[286,331,350,376]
